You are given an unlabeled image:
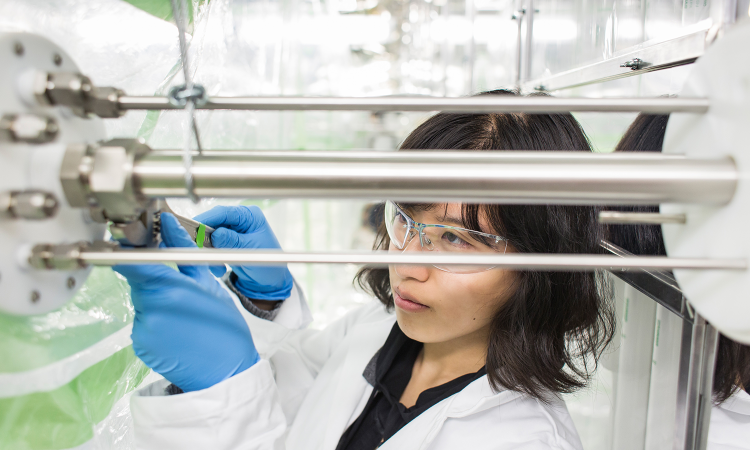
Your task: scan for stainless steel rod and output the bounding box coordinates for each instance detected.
[599,211,687,224]
[117,96,710,113]
[80,249,746,271]
[133,151,737,205]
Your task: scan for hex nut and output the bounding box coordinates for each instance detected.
[87,86,125,118]
[83,139,152,222]
[44,73,93,117]
[7,190,59,220]
[60,143,94,208]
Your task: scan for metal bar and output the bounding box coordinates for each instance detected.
[77,248,746,270]
[524,22,710,92]
[675,314,697,450]
[133,151,737,205]
[599,211,687,224]
[674,315,720,450]
[602,240,691,322]
[117,95,710,114]
[512,9,524,87]
[695,322,719,450]
[522,0,534,82]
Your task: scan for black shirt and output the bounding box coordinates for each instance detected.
[335,323,486,450]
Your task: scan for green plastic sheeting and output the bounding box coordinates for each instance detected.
[0,267,148,449]
[0,268,134,374]
[121,0,210,26]
[0,347,149,450]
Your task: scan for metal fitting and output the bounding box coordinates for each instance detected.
[0,113,58,144]
[28,240,119,271]
[33,72,125,118]
[60,139,152,222]
[0,190,59,220]
[109,209,159,247]
[29,242,87,270]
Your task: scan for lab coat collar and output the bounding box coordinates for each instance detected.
[379,376,527,450]
[719,388,750,416]
[444,375,526,418]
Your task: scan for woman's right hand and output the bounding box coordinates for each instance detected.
[194,206,294,301]
[114,213,260,392]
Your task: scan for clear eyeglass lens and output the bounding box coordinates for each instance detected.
[385,201,412,249]
[384,201,508,273]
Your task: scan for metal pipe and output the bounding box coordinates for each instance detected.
[133,151,737,205]
[77,248,747,271]
[117,96,710,114]
[598,211,687,224]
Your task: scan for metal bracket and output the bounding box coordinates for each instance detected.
[620,57,645,71]
[602,240,693,323]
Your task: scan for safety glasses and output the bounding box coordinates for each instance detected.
[384,201,508,273]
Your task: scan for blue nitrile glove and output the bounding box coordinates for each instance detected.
[113,213,259,392]
[194,205,293,301]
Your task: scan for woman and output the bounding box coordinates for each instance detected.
[609,113,750,450]
[117,90,615,450]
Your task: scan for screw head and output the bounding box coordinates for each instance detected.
[53,53,62,66]
[66,277,76,289]
[30,290,40,303]
[14,42,24,56]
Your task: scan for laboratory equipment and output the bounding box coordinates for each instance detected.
[0,1,749,448]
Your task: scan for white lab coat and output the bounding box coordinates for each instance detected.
[708,389,750,450]
[129,285,584,450]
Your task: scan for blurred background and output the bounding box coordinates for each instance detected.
[0,0,747,449]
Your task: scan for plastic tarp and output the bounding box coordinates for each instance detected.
[0,268,151,450]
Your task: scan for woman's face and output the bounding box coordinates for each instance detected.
[388,203,516,345]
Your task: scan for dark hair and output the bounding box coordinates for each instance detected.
[611,113,750,403]
[355,89,616,399]
[606,114,670,256]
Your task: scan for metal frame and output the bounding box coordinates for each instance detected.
[523,20,711,92]
[674,315,720,450]
[602,240,692,322]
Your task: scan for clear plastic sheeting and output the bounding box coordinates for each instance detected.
[0,269,133,374]
[526,0,712,81]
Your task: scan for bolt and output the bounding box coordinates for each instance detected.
[30,290,40,303]
[53,53,62,66]
[66,277,76,289]
[14,42,24,56]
